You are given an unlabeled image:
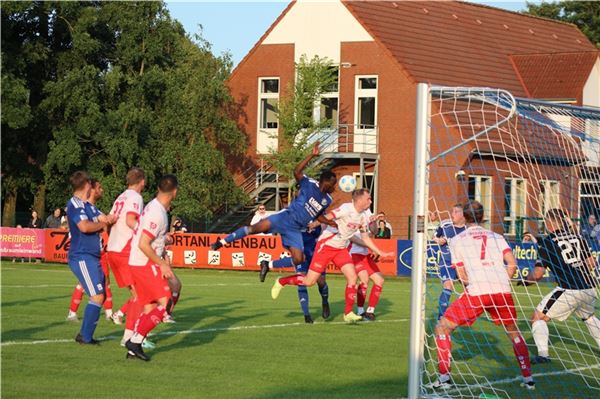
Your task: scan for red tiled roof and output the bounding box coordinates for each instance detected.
[343,0,597,98]
[510,51,599,100]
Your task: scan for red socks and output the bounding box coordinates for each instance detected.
[134,306,166,338]
[357,282,367,307]
[70,284,84,312]
[279,274,305,286]
[512,335,532,378]
[104,283,113,310]
[367,284,383,312]
[344,284,357,315]
[436,334,452,375]
[119,299,131,315]
[125,298,144,330]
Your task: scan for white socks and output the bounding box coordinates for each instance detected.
[584,316,600,348]
[532,319,550,357]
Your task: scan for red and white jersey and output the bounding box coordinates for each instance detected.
[106,189,144,253]
[318,203,369,249]
[349,209,373,255]
[449,226,513,296]
[128,198,169,267]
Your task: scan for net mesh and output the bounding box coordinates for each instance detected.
[419,86,600,398]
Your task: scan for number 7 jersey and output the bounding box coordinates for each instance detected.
[107,189,144,253]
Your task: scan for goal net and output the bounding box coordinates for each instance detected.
[409,84,600,399]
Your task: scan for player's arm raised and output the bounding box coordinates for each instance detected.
[293,141,320,183]
[138,233,173,279]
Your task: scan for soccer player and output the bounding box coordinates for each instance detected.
[67,178,114,321]
[520,208,600,364]
[210,142,337,281]
[432,200,534,390]
[66,171,116,344]
[296,225,330,324]
[106,167,145,344]
[271,188,393,323]
[125,175,178,361]
[433,204,466,319]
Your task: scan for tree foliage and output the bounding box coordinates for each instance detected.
[525,1,600,48]
[267,55,337,183]
[1,1,246,223]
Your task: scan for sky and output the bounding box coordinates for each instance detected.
[165,1,541,66]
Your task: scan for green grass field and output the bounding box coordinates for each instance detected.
[2,262,599,398]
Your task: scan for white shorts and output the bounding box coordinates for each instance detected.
[536,287,598,321]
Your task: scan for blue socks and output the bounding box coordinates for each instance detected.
[438,288,453,319]
[80,301,101,342]
[272,257,295,268]
[224,226,249,244]
[318,282,329,305]
[297,286,310,316]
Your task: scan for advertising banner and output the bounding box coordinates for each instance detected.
[43,229,109,264]
[0,227,45,258]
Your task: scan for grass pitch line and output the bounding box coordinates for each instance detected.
[1,318,410,347]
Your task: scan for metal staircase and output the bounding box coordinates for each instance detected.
[205,124,380,233]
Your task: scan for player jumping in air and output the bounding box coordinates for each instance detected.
[271,188,394,323]
[519,208,600,364]
[431,201,534,390]
[125,175,178,361]
[210,142,337,281]
[66,171,117,344]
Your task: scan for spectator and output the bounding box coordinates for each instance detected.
[375,220,391,239]
[60,207,69,230]
[28,210,42,229]
[250,205,268,226]
[172,217,188,233]
[522,232,538,244]
[44,208,62,229]
[369,211,393,236]
[581,214,600,247]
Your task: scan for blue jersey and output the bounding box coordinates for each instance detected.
[67,196,102,259]
[286,175,332,228]
[435,220,467,266]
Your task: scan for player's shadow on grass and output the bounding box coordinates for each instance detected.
[148,300,268,356]
[1,294,70,308]
[2,320,67,342]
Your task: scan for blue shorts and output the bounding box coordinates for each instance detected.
[267,211,304,251]
[68,256,105,296]
[438,264,457,281]
[296,237,326,276]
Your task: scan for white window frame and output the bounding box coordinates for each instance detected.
[354,75,378,153]
[257,77,280,154]
[503,178,527,235]
[468,175,493,228]
[539,180,561,217]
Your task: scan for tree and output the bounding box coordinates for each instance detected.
[2,1,246,225]
[267,55,337,191]
[525,1,600,48]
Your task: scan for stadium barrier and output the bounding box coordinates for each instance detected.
[2,228,598,279]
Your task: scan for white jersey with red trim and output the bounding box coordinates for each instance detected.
[128,198,169,267]
[449,225,513,296]
[349,209,373,255]
[107,189,144,253]
[318,203,369,249]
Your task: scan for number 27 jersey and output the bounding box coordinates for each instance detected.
[107,189,144,253]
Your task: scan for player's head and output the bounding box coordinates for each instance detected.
[89,178,104,202]
[70,171,91,195]
[545,208,572,232]
[352,188,372,211]
[126,167,145,192]
[451,203,465,225]
[588,214,597,225]
[158,174,178,199]
[463,200,484,224]
[319,170,337,194]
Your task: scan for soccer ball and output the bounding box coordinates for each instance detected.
[338,175,357,193]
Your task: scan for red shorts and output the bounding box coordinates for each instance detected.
[309,242,353,274]
[130,263,171,305]
[107,251,134,288]
[100,252,110,276]
[352,254,380,276]
[444,292,517,326]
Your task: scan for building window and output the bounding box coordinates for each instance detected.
[257,78,279,154]
[503,178,527,235]
[467,175,493,228]
[354,75,378,153]
[539,180,560,230]
[318,67,339,128]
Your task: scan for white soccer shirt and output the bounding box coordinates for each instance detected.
[318,203,369,249]
[128,198,169,267]
[449,226,513,296]
[107,189,144,253]
[349,209,373,255]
